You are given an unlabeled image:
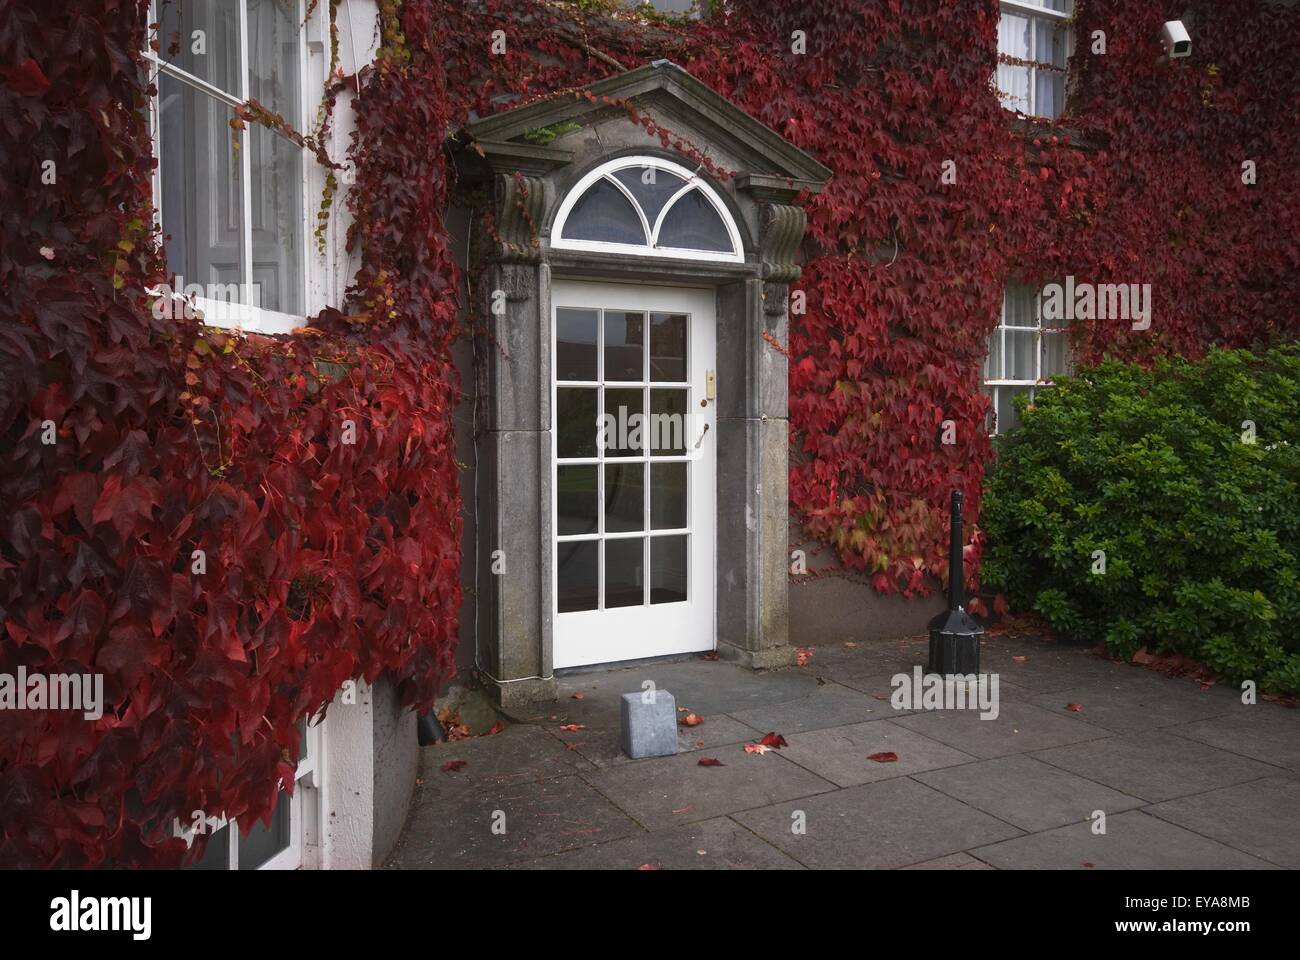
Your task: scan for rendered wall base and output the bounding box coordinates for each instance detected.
[319,673,418,869]
[788,574,946,646]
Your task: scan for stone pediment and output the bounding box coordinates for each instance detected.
[456,59,831,203]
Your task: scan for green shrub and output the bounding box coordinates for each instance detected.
[981,345,1300,695]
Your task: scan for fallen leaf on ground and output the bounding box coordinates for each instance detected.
[638,864,660,870]
[571,692,585,700]
[441,760,467,773]
[697,757,724,767]
[1065,703,1083,712]
[563,742,579,751]
[796,647,814,667]
[485,720,506,735]
[695,740,705,748]
[744,743,771,755]
[437,707,472,741]
[559,723,585,731]
[760,732,788,749]
[700,651,719,661]
[843,641,857,648]
[867,751,899,763]
[1011,655,1028,663]
[679,713,703,727]
[1082,862,1095,869]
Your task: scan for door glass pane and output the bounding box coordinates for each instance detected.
[556,308,598,381]
[650,389,688,455]
[649,312,687,381]
[557,388,598,457]
[159,0,241,95]
[563,179,647,245]
[159,73,245,294]
[605,463,644,533]
[605,538,645,608]
[651,535,688,604]
[604,310,645,382]
[604,387,643,457]
[656,189,733,253]
[557,465,598,535]
[651,462,687,530]
[557,541,598,612]
[612,167,685,225]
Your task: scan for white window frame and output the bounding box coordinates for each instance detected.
[983,284,1072,435]
[996,0,1074,121]
[551,156,745,264]
[144,0,317,335]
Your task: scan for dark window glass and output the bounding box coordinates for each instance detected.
[562,178,646,244]
[556,308,599,381]
[656,188,733,252]
[651,535,688,604]
[612,167,686,226]
[605,463,644,533]
[557,465,598,535]
[603,388,644,457]
[604,310,645,381]
[649,312,687,381]
[557,388,598,458]
[558,541,599,612]
[605,538,645,608]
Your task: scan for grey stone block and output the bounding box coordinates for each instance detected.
[621,690,679,759]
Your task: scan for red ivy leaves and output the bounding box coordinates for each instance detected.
[0,0,461,867]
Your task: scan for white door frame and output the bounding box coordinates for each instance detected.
[551,279,717,669]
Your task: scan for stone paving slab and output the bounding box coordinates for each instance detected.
[504,816,804,870]
[555,657,819,716]
[913,754,1145,832]
[976,642,1141,693]
[733,777,1023,869]
[836,669,1034,709]
[779,719,975,787]
[902,852,995,870]
[548,711,761,768]
[389,633,1300,870]
[892,700,1110,758]
[582,747,837,830]
[1032,731,1283,802]
[1026,675,1237,735]
[1146,776,1300,868]
[388,771,641,869]
[1166,709,1300,772]
[972,810,1278,870]
[418,724,595,795]
[727,681,887,734]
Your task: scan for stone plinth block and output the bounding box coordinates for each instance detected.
[620,690,679,759]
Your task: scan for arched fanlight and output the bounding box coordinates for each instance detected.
[552,156,743,263]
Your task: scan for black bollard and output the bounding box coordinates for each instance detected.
[927,489,984,675]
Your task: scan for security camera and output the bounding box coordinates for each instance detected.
[1161,20,1191,59]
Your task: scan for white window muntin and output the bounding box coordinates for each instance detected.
[144,0,314,335]
[551,156,745,264]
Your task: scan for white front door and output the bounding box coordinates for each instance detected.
[552,280,716,669]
